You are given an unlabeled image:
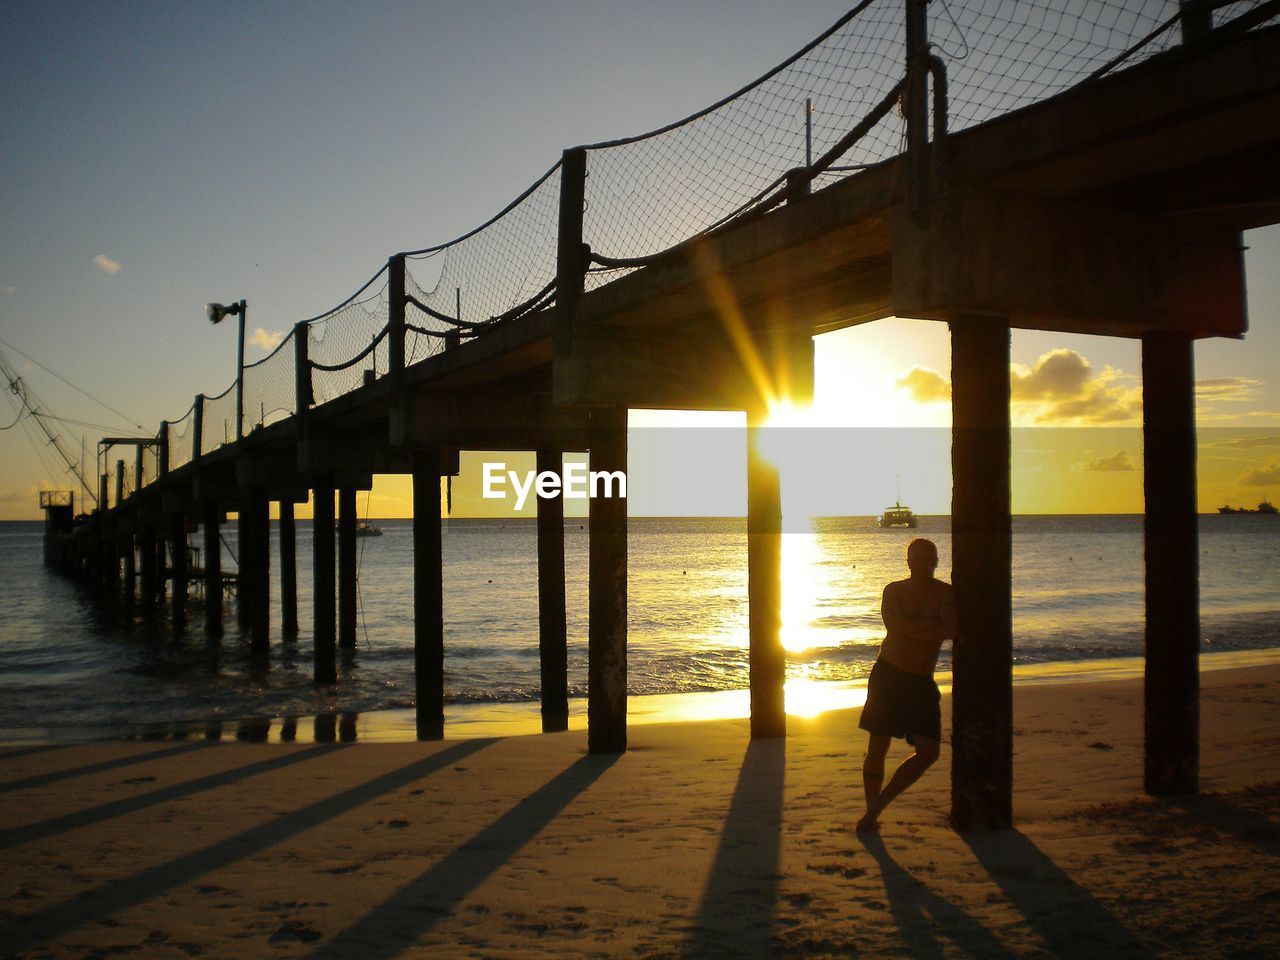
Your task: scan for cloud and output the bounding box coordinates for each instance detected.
[1196,377,1261,401]
[248,327,285,351]
[897,349,1142,424]
[0,285,14,295]
[1240,457,1280,488]
[1212,434,1280,449]
[92,254,121,275]
[1075,450,1135,472]
[896,366,951,403]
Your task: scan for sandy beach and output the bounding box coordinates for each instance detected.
[3,662,1279,959]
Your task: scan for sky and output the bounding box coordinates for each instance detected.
[2,1,1278,520]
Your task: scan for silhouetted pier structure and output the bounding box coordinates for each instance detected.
[41,1,1280,828]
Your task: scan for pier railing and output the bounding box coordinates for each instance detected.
[133,0,1272,494]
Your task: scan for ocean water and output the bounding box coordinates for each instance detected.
[0,515,1277,739]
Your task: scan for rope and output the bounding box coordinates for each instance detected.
[588,75,907,272]
[307,324,389,372]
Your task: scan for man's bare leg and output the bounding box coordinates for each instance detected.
[857,734,891,832]
[869,736,940,823]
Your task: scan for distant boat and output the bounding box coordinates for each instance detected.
[336,520,384,536]
[1218,500,1277,515]
[878,502,918,528]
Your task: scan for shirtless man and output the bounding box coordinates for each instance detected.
[856,537,957,832]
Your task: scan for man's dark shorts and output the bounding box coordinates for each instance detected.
[858,658,941,744]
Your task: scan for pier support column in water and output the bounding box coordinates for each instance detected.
[1142,332,1199,795]
[170,511,188,631]
[949,315,1013,831]
[203,501,222,639]
[139,522,156,612]
[747,407,785,740]
[280,499,298,637]
[236,497,252,631]
[240,488,270,652]
[122,529,136,609]
[338,487,357,649]
[413,451,444,740]
[313,480,337,683]
[537,447,568,732]
[588,407,628,754]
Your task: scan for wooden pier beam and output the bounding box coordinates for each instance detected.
[413,450,445,740]
[280,499,298,636]
[170,511,188,631]
[1142,332,1199,795]
[949,315,1013,831]
[313,481,337,683]
[203,501,222,639]
[537,447,569,732]
[588,407,628,754]
[747,407,786,740]
[338,487,358,649]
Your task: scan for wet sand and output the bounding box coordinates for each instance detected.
[2,662,1279,958]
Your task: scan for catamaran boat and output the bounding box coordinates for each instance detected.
[878,502,918,528]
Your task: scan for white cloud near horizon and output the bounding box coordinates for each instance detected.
[1075,450,1135,472]
[248,327,286,351]
[92,254,121,275]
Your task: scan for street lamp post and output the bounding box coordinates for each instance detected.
[206,299,247,441]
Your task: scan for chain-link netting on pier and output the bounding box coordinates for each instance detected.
[934,0,1269,133]
[404,162,562,364]
[576,0,1274,281]
[307,279,391,406]
[581,0,906,282]
[166,402,197,472]
[200,382,237,455]
[240,327,298,435]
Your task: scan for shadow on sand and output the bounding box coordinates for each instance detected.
[0,741,212,795]
[858,832,1021,959]
[0,743,334,850]
[4,738,494,954]
[961,828,1156,958]
[305,751,619,959]
[683,737,786,959]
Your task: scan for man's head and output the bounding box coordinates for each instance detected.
[906,538,938,577]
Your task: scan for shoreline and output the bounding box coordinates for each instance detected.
[5,647,1278,748]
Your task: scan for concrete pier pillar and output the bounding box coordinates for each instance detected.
[537,447,568,732]
[122,530,136,609]
[241,489,270,651]
[313,481,337,684]
[139,523,157,612]
[413,452,444,740]
[236,497,253,631]
[338,487,358,649]
[203,501,222,639]
[949,315,1013,831]
[1142,332,1199,795]
[155,536,167,604]
[747,408,786,740]
[280,500,298,636]
[588,407,628,754]
[170,512,188,631]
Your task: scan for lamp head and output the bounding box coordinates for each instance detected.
[205,301,243,325]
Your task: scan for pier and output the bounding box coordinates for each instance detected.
[39,2,1280,829]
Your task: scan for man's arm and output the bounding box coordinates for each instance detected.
[882,583,946,644]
